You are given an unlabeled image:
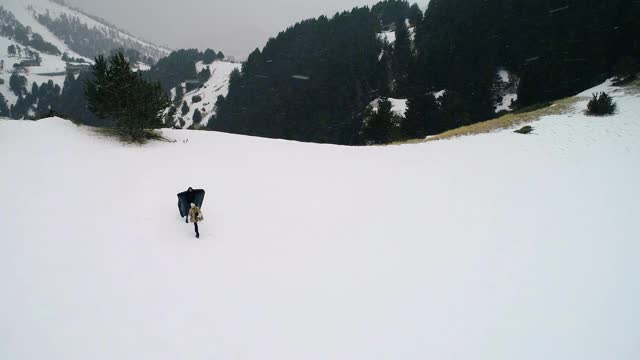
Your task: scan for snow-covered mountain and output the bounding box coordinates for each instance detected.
[2,79,639,359]
[0,0,170,113]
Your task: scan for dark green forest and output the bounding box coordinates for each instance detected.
[211,0,640,144]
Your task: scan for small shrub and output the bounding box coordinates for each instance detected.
[586,92,616,116]
[0,78,4,85]
[514,125,533,134]
[192,95,202,103]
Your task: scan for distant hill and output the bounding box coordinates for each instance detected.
[0,0,239,127]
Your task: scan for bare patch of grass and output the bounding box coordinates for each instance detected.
[395,79,640,145]
[93,128,171,144]
[396,97,578,145]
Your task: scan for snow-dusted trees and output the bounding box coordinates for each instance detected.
[85,52,169,142]
[9,73,27,96]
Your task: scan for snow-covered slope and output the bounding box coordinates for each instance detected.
[1,81,640,359]
[370,97,408,117]
[170,60,241,128]
[24,0,170,60]
[0,0,88,104]
[0,0,169,111]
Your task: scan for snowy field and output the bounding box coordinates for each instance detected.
[1,82,640,359]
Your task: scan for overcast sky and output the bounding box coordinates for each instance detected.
[65,0,429,59]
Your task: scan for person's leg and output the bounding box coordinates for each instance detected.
[194,222,199,238]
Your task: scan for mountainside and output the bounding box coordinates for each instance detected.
[0,0,170,119]
[2,79,639,359]
[29,0,170,63]
[167,60,242,129]
[211,0,640,145]
[144,48,240,129]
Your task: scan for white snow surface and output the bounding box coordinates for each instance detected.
[370,97,408,118]
[496,93,517,112]
[1,81,640,359]
[432,89,446,99]
[377,30,396,45]
[498,69,511,83]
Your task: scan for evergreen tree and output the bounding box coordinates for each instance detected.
[438,90,470,133]
[198,67,211,82]
[192,108,202,124]
[0,92,10,117]
[402,93,439,138]
[7,45,16,56]
[56,70,103,126]
[203,48,217,64]
[216,51,225,60]
[181,100,189,116]
[372,0,412,26]
[408,3,422,27]
[9,73,27,96]
[85,52,169,142]
[362,98,395,144]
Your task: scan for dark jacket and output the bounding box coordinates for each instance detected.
[177,188,205,217]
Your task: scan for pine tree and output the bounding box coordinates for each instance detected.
[9,73,27,96]
[0,92,10,117]
[181,100,189,116]
[85,52,170,142]
[7,45,16,56]
[408,3,422,27]
[192,108,202,124]
[362,98,395,144]
[403,93,439,138]
[203,48,217,64]
[198,67,211,82]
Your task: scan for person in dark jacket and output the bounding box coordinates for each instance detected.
[188,203,204,238]
[178,187,205,223]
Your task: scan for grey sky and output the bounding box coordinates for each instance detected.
[65,0,428,59]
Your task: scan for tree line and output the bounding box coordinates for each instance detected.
[209,0,640,145]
